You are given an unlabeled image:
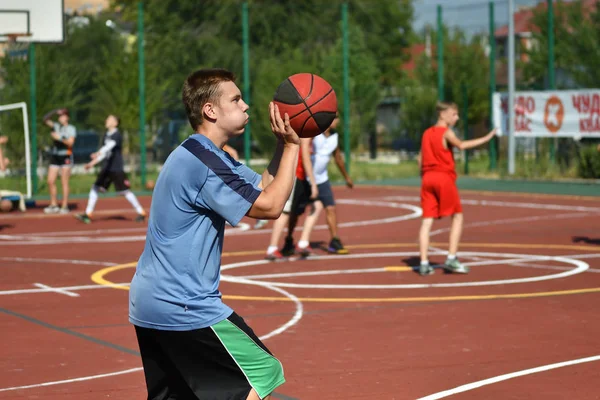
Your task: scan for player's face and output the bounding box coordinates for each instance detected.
[58,114,69,125]
[443,108,459,127]
[215,81,249,136]
[105,115,118,129]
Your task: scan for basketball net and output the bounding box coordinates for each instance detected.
[3,33,31,60]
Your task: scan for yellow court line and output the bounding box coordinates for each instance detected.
[91,242,600,303]
[360,184,600,201]
[222,242,600,257]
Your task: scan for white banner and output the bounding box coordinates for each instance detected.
[493,89,600,138]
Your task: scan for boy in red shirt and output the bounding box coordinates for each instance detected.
[418,101,496,276]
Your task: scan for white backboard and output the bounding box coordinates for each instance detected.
[0,0,65,43]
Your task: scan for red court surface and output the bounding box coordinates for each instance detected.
[1,185,599,399]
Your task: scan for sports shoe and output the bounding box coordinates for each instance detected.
[74,213,91,224]
[281,237,295,257]
[328,237,349,254]
[296,245,313,259]
[44,205,60,214]
[443,258,470,274]
[419,263,435,276]
[254,219,268,230]
[265,250,284,261]
[59,207,70,214]
[134,213,146,223]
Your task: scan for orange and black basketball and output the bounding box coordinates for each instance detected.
[273,73,337,138]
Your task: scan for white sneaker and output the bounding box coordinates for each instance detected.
[44,205,60,214]
[254,219,268,229]
[59,207,70,214]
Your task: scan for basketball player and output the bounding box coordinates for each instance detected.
[74,114,146,223]
[42,108,76,214]
[418,101,496,276]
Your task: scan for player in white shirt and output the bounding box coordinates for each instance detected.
[297,114,353,256]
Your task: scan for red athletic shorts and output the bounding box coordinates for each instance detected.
[420,171,462,218]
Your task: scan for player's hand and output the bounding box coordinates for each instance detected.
[310,183,319,200]
[345,177,354,189]
[0,136,8,144]
[269,102,299,146]
[51,132,61,141]
[84,162,92,171]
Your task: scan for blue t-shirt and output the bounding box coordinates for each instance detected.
[129,134,262,331]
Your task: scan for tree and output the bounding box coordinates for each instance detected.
[399,26,490,143]
[523,0,600,89]
[110,0,413,153]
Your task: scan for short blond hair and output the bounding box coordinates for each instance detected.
[436,101,458,116]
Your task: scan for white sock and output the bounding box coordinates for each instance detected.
[267,246,278,255]
[298,240,309,249]
[86,187,99,215]
[124,190,144,214]
[421,260,429,266]
[447,254,456,260]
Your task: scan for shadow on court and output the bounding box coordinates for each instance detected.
[0,224,14,231]
[572,236,600,246]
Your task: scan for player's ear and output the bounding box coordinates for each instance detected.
[202,102,217,121]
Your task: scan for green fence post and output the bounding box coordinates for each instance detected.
[242,2,251,165]
[462,83,469,175]
[138,1,146,188]
[342,3,350,173]
[437,5,444,101]
[547,0,556,164]
[29,43,38,195]
[489,1,497,171]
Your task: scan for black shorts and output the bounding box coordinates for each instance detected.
[94,170,130,192]
[49,154,73,168]
[134,312,285,400]
[317,180,335,207]
[286,178,312,215]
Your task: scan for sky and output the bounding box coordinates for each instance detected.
[412,0,548,36]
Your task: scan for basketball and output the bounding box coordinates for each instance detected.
[0,199,13,212]
[273,73,338,138]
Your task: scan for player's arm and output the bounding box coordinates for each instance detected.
[301,138,319,199]
[85,139,117,170]
[223,144,239,160]
[42,110,58,127]
[247,103,300,219]
[333,147,353,188]
[444,128,496,151]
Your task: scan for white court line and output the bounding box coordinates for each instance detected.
[0,257,117,267]
[417,355,600,400]
[0,367,144,393]
[223,251,589,289]
[0,202,422,245]
[0,282,129,296]
[239,266,388,280]
[0,268,302,394]
[430,212,591,237]
[382,195,600,213]
[33,283,80,297]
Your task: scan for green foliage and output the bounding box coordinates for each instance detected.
[577,144,600,179]
[523,0,600,88]
[399,27,490,143]
[110,0,412,153]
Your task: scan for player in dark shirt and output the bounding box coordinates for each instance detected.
[75,114,146,223]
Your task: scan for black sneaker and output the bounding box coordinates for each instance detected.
[281,236,295,257]
[74,213,91,224]
[328,237,349,254]
[134,213,146,223]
